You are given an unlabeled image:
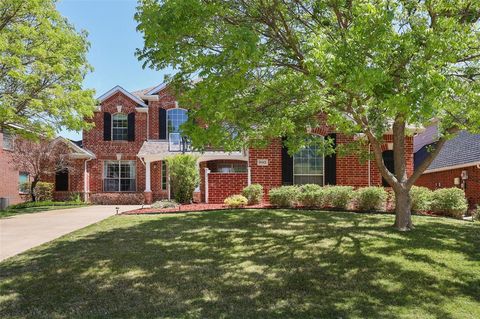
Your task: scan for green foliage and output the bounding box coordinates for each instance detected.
[410,186,433,213]
[151,200,179,209]
[242,184,263,205]
[8,200,84,209]
[0,0,95,136]
[165,154,199,204]
[268,186,300,208]
[297,184,325,207]
[472,205,480,222]
[430,188,468,218]
[224,195,248,208]
[323,186,354,209]
[355,187,388,211]
[33,182,54,202]
[68,193,84,204]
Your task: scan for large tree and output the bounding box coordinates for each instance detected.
[136,0,480,230]
[0,0,95,137]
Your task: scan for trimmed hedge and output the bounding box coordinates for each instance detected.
[410,186,433,212]
[324,186,354,209]
[269,186,300,207]
[355,187,388,211]
[242,184,263,205]
[297,184,324,207]
[430,188,468,218]
[224,195,248,208]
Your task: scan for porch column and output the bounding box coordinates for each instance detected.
[247,166,252,186]
[204,168,210,203]
[144,160,152,204]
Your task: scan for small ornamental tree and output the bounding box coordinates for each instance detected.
[136,1,480,230]
[165,154,199,203]
[9,137,72,202]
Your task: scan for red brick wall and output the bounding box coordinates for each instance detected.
[416,165,480,207]
[206,172,248,204]
[249,139,283,198]
[148,88,178,140]
[0,132,24,205]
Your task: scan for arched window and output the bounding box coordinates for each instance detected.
[112,113,128,141]
[167,108,188,134]
[382,150,394,187]
[293,136,324,185]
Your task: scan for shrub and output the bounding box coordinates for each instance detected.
[268,186,300,207]
[90,193,145,205]
[8,200,85,209]
[297,184,325,207]
[430,188,468,218]
[151,200,179,209]
[242,184,263,205]
[33,182,54,202]
[224,195,248,208]
[355,187,388,211]
[165,154,200,204]
[472,205,480,222]
[410,186,432,212]
[323,186,354,209]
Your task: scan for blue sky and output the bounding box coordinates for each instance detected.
[57,0,171,140]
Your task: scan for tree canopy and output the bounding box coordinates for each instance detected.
[136,0,480,230]
[0,0,95,137]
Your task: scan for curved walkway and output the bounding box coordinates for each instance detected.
[0,205,141,262]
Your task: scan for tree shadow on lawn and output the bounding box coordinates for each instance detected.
[0,210,479,318]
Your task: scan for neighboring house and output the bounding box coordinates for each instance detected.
[0,129,27,205]
[63,83,415,204]
[415,125,480,207]
[0,130,94,205]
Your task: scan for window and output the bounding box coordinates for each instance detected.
[55,169,69,191]
[103,161,136,192]
[161,161,167,190]
[19,172,29,193]
[293,139,324,185]
[3,131,14,150]
[210,162,247,173]
[167,109,188,134]
[382,150,394,187]
[112,113,128,141]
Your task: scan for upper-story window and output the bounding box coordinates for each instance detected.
[112,113,128,141]
[293,137,324,185]
[2,131,14,150]
[167,109,188,134]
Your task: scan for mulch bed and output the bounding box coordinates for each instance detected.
[122,203,273,215]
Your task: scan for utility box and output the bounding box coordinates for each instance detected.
[0,198,9,211]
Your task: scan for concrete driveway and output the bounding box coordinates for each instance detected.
[0,205,141,262]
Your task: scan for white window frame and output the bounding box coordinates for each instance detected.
[103,160,137,192]
[112,113,128,141]
[293,135,325,186]
[167,108,188,135]
[2,131,14,151]
[18,172,29,194]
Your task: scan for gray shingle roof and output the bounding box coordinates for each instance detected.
[426,131,480,171]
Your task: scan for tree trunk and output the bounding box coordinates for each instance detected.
[393,187,413,231]
[30,178,39,202]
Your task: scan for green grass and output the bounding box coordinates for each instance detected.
[0,210,479,318]
[0,203,87,219]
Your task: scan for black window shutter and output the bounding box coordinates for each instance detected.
[281,139,293,185]
[55,169,69,191]
[159,108,167,139]
[324,133,337,185]
[103,112,111,141]
[128,112,135,141]
[382,150,394,187]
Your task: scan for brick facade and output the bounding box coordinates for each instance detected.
[416,165,480,207]
[0,132,24,205]
[62,85,416,205]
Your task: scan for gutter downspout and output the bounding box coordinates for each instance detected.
[368,143,371,186]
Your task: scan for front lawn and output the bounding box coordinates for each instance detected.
[0,201,87,219]
[0,210,479,318]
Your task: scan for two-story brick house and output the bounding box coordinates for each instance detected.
[64,83,415,205]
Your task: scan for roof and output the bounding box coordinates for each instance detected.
[413,124,438,153]
[97,85,148,107]
[54,137,95,159]
[423,131,480,172]
[131,85,158,98]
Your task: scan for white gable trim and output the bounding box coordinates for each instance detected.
[97,85,148,107]
[146,83,167,95]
